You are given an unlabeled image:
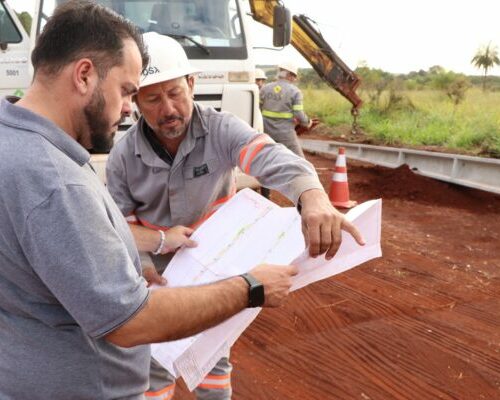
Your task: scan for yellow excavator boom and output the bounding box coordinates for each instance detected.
[249,0,362,111]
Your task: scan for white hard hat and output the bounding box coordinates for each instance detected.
[140,32,199,88]
[255,68,267,80]
[278,61,298,76]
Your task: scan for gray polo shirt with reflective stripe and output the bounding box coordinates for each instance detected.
[106,103,323,269]
[0,98,150,399]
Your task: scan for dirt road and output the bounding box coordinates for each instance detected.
[177,149,500,399]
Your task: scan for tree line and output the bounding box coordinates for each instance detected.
[261,44,500,95]
[18,7,499,97]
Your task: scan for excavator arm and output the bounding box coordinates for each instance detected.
[249,0,362,112]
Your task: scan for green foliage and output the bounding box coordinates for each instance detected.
[355,66,392,90]
[428,65,446,75]
[15,12,32,36]
[428,71,471,112]
[445,77,470,107]
[381,79,415,113]
[431,71,459,90]
[288,59,500,156]
[300,86,500,158]
[354,66,391,107]
[298,68,325,88]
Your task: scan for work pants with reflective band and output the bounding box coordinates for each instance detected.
[146,356,232,400]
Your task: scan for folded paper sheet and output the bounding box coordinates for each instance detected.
[151,188,382,390]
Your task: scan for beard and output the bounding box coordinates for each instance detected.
[157,114,186,139]
[84,86,121,153]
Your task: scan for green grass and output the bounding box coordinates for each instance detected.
[302,87,500,157]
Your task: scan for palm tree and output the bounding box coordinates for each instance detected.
[471,43,500,91]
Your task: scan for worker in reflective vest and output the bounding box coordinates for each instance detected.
[260,61,313,158]
[255,68,267,89]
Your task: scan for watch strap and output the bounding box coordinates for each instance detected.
[240,272,265,307]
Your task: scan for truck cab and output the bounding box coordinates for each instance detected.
[14,0,292,186]
[32,0,264,132]
[0,0,30,98]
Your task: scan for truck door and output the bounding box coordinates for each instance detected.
[0,0,30,97]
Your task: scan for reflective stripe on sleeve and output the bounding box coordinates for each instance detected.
[135,190,236,232]
[134,218,170,232]
[190,190,236,229]
[145,383,176,400]
[239,134,274,174]
[197,373,231,390]
[292,104,304,111]
[262,110,293,119]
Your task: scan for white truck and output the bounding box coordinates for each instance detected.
[2,0,361,183]
[2,0,291,185]
[0,0,30,98]
[2,0,292,132]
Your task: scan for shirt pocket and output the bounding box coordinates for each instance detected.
[182,158,221,203]
[183,158,219,180]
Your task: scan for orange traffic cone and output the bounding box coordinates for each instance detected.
[328,147,357,208]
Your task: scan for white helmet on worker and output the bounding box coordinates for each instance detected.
[255,68,267,80]
[278,60,299,76]
[140,32,199,88]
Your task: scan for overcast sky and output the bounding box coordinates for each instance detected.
[9,0,500,76]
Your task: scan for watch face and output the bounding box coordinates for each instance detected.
[249,283,265,307]
[241,273,265,307]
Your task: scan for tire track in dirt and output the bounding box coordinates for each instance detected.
[176,150,500,399]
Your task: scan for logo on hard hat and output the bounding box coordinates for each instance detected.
[142,66,160,77]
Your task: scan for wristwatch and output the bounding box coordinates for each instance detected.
[240,273,265,308]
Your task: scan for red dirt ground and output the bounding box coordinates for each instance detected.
[176,146,500,399]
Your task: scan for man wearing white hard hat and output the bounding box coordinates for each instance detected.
[260,61,314,157]
[107,32,364,400]
[255,68,267,89]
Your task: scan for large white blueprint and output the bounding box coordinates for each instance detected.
[151,188,382,390]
